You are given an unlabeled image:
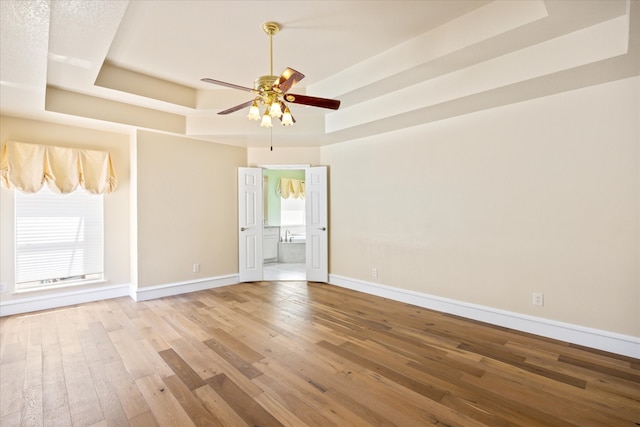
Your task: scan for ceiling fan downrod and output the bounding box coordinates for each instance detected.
[263,22,279,77]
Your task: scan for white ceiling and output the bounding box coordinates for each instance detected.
[1,0,638,148]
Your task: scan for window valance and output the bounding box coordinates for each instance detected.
[276,177,305,199]
[0,141,117,194]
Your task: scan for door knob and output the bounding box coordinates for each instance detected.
[318,227,326,231]
[240,227,248,231]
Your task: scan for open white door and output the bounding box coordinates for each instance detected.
[305,166,328,282]
[238,167,263,282]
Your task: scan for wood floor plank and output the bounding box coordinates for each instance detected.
[135,373,196,427]
[158,348,206,390]
[134,336,175,378]
[21,342,43,427]
[335,338,533,426]
[108,329,155,380]
[559,353,640,383]
[254,357,373,426]
[363,367,489,427]
[87,321,122,364]
[464,368,631,427]
[193,384,249,426]
[0,360,25,419]
[162,374,226,426]
[135,325,172,353]
[207,327,265,363]
[206,373,283,427]
[127,410,160,427]
[203,337,264,379]
[96,304,128,333]
[317,339,448,402]
[0,411,21,426]
[252,373,336,426]
[86,359,130,427]
[56,309,83,357]
[108,327,174,381]
[39,312,59,350]
[148,301,212,343]
[1,329,28,365]
[459,342,588,388]
[41,344,71,426]
[103,360,151,421]
[61,351,103,426]
[166,337,224,382]
[270,340,400,426]
[253,387,313,426]
[113,297,142,320]
[134,305,182,343]
[2,281,638,426]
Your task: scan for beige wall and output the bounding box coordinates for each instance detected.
[322,77,640,337]
[0,116,131,300]
[134,131,245,288]
[2,75,638,341]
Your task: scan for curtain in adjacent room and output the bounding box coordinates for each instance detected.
[276,177,305,199]
[0,141,117,194]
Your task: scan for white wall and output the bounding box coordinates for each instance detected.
[322,77,639,337]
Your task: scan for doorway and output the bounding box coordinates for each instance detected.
[262,168,306,281]
[238,166,328,283]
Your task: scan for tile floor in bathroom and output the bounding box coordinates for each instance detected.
[263,262,306,281]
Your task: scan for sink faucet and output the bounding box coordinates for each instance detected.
[285,229,290,242]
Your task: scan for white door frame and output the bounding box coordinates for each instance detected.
[239,165,328,283]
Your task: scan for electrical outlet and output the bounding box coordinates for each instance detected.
[371,267,378,278]
[193,263,200,273]
[532,292,544,306]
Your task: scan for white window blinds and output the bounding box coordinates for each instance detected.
[15,184,104,289]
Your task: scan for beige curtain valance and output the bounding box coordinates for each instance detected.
[0,141,117,194]
[276,177,305,199]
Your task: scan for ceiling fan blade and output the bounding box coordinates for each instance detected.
[284,93,340,110]
[218,99,254,115]
[275,68,305,93]
[201,78,255,93]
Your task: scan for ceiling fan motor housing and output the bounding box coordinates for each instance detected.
[254,75,282,106]
[254,75,280,92]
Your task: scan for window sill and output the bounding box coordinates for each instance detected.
[13,279,108,295]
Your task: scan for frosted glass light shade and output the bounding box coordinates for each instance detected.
[247,100,261,121]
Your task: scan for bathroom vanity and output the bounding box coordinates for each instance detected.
[263,226,279,263]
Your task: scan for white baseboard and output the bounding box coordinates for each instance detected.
[0,274,239,316]
[0,283,131,317]
[329,274,640,359]
[132,274,239,302]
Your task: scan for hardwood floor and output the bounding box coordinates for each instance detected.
[1,281,639,426]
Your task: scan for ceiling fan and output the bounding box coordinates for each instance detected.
[201,21,340,128]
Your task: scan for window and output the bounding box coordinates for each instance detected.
[280,196,305,226]
[14,185,104,291]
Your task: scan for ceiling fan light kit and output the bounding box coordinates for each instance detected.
[201,21,340,128]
